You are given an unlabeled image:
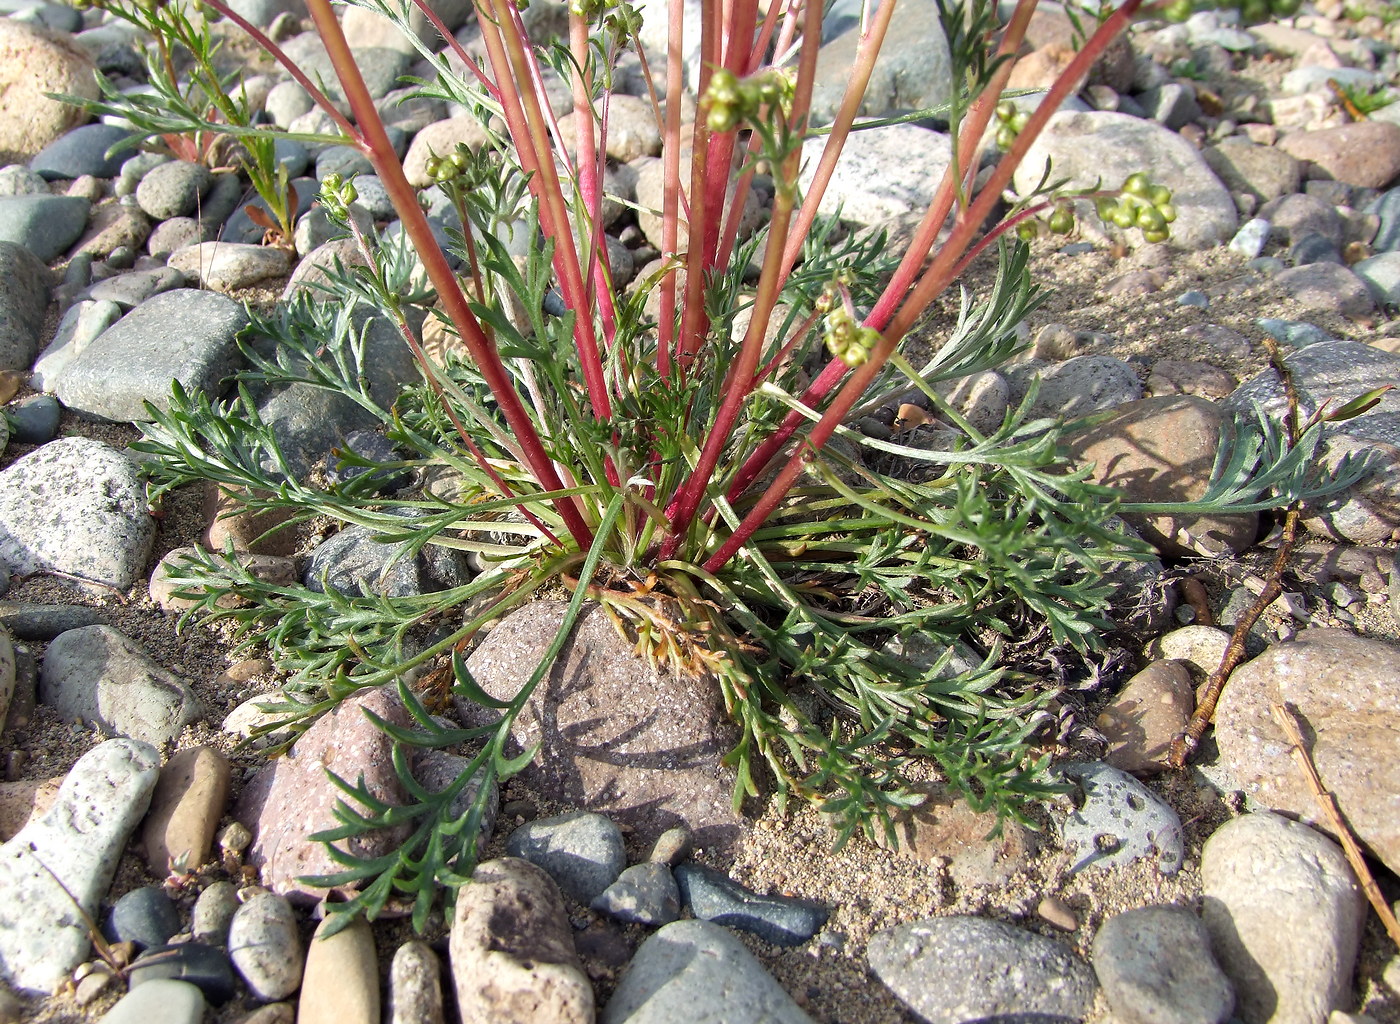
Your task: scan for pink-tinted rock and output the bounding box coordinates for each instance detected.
[1215,629,1400,876]
[458,601,746,854]
[1277,120,1400,189]
[1271,263,1376,320]
[1097,660,1195,776]
[1065,395,1259,557]
[234,686,413,903]
[872,783,1039,889]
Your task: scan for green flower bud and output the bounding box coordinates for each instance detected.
[995,125,1018,151]
[1011,112,1030,133]
[1150,184,1172,207]
[707,105,739,133]
[1016,220,1040,241]
[1142,228,1169,244]
[1048,206,1075,234]
[1162,0,1193,21]
[1122,172,1151,198]
[1157,202,1177,224]
[995,100,1016,123]
[1111,206,1135,229]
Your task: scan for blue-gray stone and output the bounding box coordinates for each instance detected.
[1255,318,1332,349]
[0,165,49,197]
[1177,289,1209,307]
[1368,187,1400,253]
[0,241,50,370]
[55,288,248,422]
[104,886,182,953]
[868,916,1097,1024]
[316,145,375,181]
[1140,82,1201,130]
[5,1,83,32]
[135,160,214,221]
[323,429,413,493]
[1353,250,1400,308]
[29,124,134,181]
[97,979,205,1024]
[116,152,172,198]
[273,137,309,178]
[674,862,830,946]
[1289,231,1342,266]
[220,176,317,243]
[0,195,90,262]
[303,507,472,598]
[506,810,627,905]
[601,919,815,1024]
[86,266,186,309]
[7,396,61,445]
[809,0,952,126]
[197,171,245,233]
[348,174,395,220]
[1058,761,1184,875]
[278,35,410,103]
[128,942,237,1005]
[593,862,681,926]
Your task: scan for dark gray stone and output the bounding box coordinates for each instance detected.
[1366,186,1400,253]
[135,160,214,221]
[104,886,182,953]
[0,601,110,640]
[505,810,627,905]
[809,0,951,125]
[273,136,310,178]
[867,916,1097,1024]
[220,176,317,244]
[129,942,237,1005]
[56,288,248,422]
[323,429,413,493]
[0,241,49,370]
[592,862,681,926]
[302,508,472,598]
[29,124,133,180]
[0,195,89,262]
[1289,231,1342,266]
[6,395,60,444]
[674,862,829,947]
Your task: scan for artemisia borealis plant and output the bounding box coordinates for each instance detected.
[119,0,1365,929]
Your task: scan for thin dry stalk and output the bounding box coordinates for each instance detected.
[1169,334,1302,769]
[1270,701,1400,950]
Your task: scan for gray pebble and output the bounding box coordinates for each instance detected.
[674,862,829,947]
[505,810,626,905]
[1092,904,1235,1024]
[592,862,681,926]
[1058,761,1184,875]
[190,880,239,946]
[228,892,303,1001]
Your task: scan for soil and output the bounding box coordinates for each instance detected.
[5,226,1400,1024]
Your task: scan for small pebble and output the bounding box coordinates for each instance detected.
[1037,896,1079,932]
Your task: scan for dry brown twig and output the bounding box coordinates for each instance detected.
[1169,333,1304,769]
[1270,701,1400,950]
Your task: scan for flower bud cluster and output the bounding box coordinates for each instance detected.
[993,101,1030,152]
[1096,172,1175,244]
[423,146,473,185]
[702,68,794,134]
[818,282,880,369]
[318,173,359,221]
[1161,0,1299,24]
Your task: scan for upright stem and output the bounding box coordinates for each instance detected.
[302,0,594,549]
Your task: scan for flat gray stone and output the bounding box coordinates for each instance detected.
[867,915,1097,1024]
[0,437,155,590]
[809,0,952,125]
[39,624,202,746]
[97,979,206,1024]
[55,288,247,422]
[506,810,626,906]
[0,738,161,993]
[602,919,814,1024]
[0,194,89,262]
[31,298,122,392]
[135,160,213,221]
[167,241,291,293]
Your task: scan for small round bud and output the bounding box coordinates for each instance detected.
[1157,202,1177,224]
[1162,0,1193,21]
[1122,172,1151,198]
[1048,206,1075,234]
[1016,220,1040,241]
[1142,228,1169,244]
[995,100,1016,123]
[995,125,1018,151]
[1150,184,1172,207]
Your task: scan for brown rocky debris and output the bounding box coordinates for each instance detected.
[203,483,303,558]
[449,857,594,1024]
[1214,629,1400,876]
[234,685,414,904]
[459,600,747,853]
[873,783,1039,889]
[1276,121,1400,190]
[141,745,232,877]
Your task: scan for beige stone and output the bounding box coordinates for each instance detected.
[141,745,232,876]
[1097,660,1194,776]
[298,916,379,1024]
[0,21,98,161]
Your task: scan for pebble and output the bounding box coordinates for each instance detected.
[1202,812,1363,1024]
[673,862,830,947]
[190,880,240,946]
[85,265,186,310]
[303,513,471,599]
[0,241,50,371]
[389,940,443,1024]
[140,744,231,876]
[1092,904,1235,1024]
[39,624,202,747]
[602,919,815,1024]
[167,241,291,292]
[1036,896,1079,932]
[592,862,682,927]
[0,739,160,993]
[1270,262,1375,319]
[1276,121,1400,190]
[104,887,182,953]
[505,810,627,905]
[797,123,952,226]
[297,915,379,1024]
[647,827,692,866]
[1228,217,1272,257]
[129,942,238,1005]
[449,858,593,1024]
[98,979,205,1024]
[0,194,90,262]
[1057,761,1184,875]
[229,892,304,1001]
[1097,660,1195,775]
[867,916,1097,1023]
[31,296,122,389]
[29,123,132,180]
